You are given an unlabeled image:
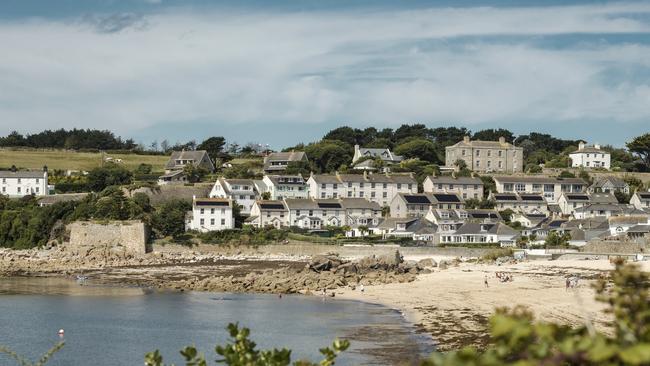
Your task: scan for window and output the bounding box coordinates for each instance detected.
[296,210,301,215]
[476,150,480,157]
[498,161,503,168]
[359,191,364,197]
[1,187,4,193]
[36,178,40,183]
[347,191,352,197]
[210,218,215,225]
[371,183,375,188]
[221,219,226,225]
[17,178,21,184]
[475,160,480,167]
[309,210,313,216]
[322,210,327,217]
[1,178,4,183]
[487,161,491,168]
[462,149,466,156]
[200,218,204,225]
[211,208,215,214]
[397,183,402,189]
[321,192,325,198]
[200,208,204,214]
[383,192,387,198]
[449,184,454,189]
[438,184,443,190]
[321,183,326,189]
[371,192,376,198]
[515,183,525,192]
[333,184,338,189]
[487,150,491,157]
[250,195,255,199]
[333,192,338,198]
[383,183,387,189]
[35,187,40,193]
[347,182,352,188]
[463,193,467,199]
[360,183,364,188]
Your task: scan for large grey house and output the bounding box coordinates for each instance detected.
[263,151,308,173]
[445,136,523,173]
[164,150,215,174]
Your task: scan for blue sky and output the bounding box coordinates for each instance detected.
[0,0,649,149]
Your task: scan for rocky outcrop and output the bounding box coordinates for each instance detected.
[169,251,430,294]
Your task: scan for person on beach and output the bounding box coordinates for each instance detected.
[359,284,365,293]
[484,275,489,288]
[565,277,571,291]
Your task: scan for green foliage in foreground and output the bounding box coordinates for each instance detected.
[0,342,64,366]
[144,323,350,366]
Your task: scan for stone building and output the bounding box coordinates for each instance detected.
[445,136,523,173]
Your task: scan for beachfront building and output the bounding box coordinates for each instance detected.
[247,200,288,228]
[261,175,308,200]
[445,136,523,173]
[569,142,611,169]
[209,178,260,215]
[307,172,417,207]
[185,197,234,232]
[263,151,308,173]
[0,167,49,197]
[340,198,382,237]
[422,175,484,200]
[439,222,519,247]
[492,176,587,203]
[390,193,464,218]
[284,198,345,229]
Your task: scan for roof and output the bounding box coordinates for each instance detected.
[431,193,462,203]
[518,194,545,202]
[467,210,503,221]
[425,175,483,185]
[165,150,212,170]
[339,198,381,210]
[263,151,307,171]
[571,146,608,154]
[194,198,231,207]
[562,217,609,230]
[257,200,287,211]
[608,215,649,225]
[590,176,627,189]
[159,170,185,179]
[627,225,650,233]
[352,159,377,170]
[636,192,650,201]
[309,173,416,185]
[590,193,618,204]
[0,170,46,178]
[574,203,633,213]
[493,193,519,201]
[38,193,89,205]
[355,146,403,163]
[447,138,520,150]
[224,179,255,186]
[377,217,418,230]
[402,194,432,204]
[563,193,590,201]
[493,176,586,185]
[265,175,306,186]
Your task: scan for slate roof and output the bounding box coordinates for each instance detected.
[257,200,287,211]
[263,151,307,171]
[309,173,416,185]
[590,177,627,190]
[425,175,483,185]
[339,198,381,210]
[165,150,213,171]
[356,147,403,163]
[454,222,519,236]
[590,193,618,204]
[0,170,46,178]
[493,176,586,185]
[194,198,231,207]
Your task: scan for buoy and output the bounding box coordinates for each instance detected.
[58,329,64,336]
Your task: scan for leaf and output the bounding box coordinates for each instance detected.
[619,344,650,365]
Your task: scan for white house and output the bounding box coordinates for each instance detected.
[261,175,309,200]
[489,192,548,215]
[351,145,403,171]
[569,142,611,169]
[247,200,288,228]
[0,168,49,197]
[340,198,382,237]
[439,222,519,247]
[209,178,259,215]
[284,199,345,229]
[307,172,417,207]
[186,197,234,232]
[390,193,464,218]
[423,175,484,200]
[557,192,592,216]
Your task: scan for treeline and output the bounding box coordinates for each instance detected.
[0,129,138,150]
[0,187,192,249]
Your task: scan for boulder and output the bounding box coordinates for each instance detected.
[418,258,437,268]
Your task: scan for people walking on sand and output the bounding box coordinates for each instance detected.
[565,277,571,291]
[484,275,489,288]
[359,284,365,293]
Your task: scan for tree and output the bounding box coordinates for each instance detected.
[472,128,514,143]
[260,192,271,200]
[152,199,192,238]
[525,163,542,174]
[627,133,650,169]
[544,231,570,248]
[559,170,576,178]
[394,139,440,163]
[284,160,312,176]
[183,163,208,183]
[86,165,133,192]
[197,136,227,162]
[358,225,369,237]
[304,140,353,173]
[135,163,153,175]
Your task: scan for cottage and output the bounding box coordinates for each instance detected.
[588,176,629,194]
[489,192,547,214]
[247,200,288,228]
[569,142,610,169]
[185,197,234,232]
[284,199,344,229]
[164,150,215,174]
[445,136,524,173]
[263,151,308,173]
[422,175,484,200]
[0,167,49,197]
[608,216,650,236]
[351,145,403,171]
[340,198,382,237]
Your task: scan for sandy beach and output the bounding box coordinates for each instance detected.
[337,258,641,350]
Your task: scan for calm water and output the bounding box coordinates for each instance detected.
[0,278,431,365]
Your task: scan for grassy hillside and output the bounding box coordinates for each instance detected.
[0,148,169,172]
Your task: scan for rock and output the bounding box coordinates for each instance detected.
[418,258,437,268]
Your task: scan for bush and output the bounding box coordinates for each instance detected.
[480,248,513,261]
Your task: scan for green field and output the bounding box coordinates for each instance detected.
[0,148,169,172]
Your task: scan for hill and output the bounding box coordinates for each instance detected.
[0,148,169,172]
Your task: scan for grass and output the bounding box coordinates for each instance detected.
[0,148,169,172]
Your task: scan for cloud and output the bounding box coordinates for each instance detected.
[0,2,648,144]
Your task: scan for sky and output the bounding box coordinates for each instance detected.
[0,0,649,149]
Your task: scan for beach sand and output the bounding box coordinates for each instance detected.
[337,258,642,350]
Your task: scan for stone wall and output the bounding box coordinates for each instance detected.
[68,221,148,256]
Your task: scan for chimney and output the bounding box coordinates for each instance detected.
[43,165,48,172]
[10,165,16,172]
[363,170,368,180]
[498,136,505,144]
[594,144,600,150]
[463,136,470,143]
[578,142,585,151]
